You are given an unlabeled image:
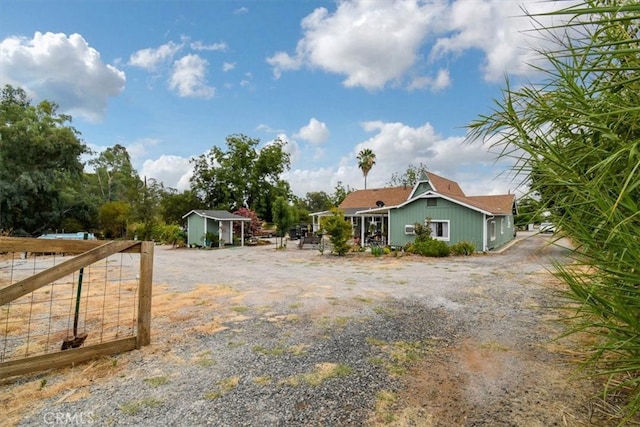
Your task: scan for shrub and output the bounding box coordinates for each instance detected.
[411,239,450,257]
[371,245,384,257]
[450,241,476,256]
[322,208,352,256]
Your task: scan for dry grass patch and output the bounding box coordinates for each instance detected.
[204,376,240,400]
[366,339,435,376]
[0,356,124,427]
[120,396,164,415]
[280,362,353,387]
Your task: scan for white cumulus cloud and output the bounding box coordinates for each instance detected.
[294,118,330,146]
[268,0,442,90]
[169,54,215,98]
[129,41,182,71]
[0,31,126,122]
[141,155,194,191]
[285,119,515,197]
[267,0,577,90]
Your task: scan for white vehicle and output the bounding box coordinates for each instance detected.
[539,222,556,233]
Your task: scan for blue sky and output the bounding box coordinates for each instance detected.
[0,0,566,198]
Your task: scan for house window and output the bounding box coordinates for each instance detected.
[404,224,415,235]
[490,221,496,241]
[500,218,504,235]
[427,198,437,207]
[428,220,450,241]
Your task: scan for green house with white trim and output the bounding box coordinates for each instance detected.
[311,172,517,252]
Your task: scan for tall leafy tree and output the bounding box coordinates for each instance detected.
[130,177,163,240]
[159,188,204,225]
[0,85,88,234]
[88,144,141,204]
[190,134,291,221]
[467,1,640,419]
[356,148,376,189]
[303,191,332,212]
[388,162,429,187]
[272,196,295,248]
[330,181,352,207]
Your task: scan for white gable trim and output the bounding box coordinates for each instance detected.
[393,191,495,216]
[408,178,433,200]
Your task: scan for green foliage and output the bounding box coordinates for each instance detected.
[322,208,352,256]
[467,1,640,420]
[203,232,219,248]
[330,181,353,207]
[408,239,450,257]
[514,196,543,228]
[387,162,429,187]
[272,196,295,248]
[160,189,204,225]
[154,224,185,247]
[301,191,332,212]
[0,85,88,233]
[412,220,432,244]
[98,201,130,239]
[190,134,291,222]
[357,148,376,189]
[450,241,476,256]
[405,218,450,257]
[88,144,141,204]
[371,245,384,257]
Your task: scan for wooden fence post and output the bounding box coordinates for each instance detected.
[137,241,154,348]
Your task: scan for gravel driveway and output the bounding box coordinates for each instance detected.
[8,234,613,426]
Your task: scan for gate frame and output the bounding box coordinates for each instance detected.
[0,237,153,378]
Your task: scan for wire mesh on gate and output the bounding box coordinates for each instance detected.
[0,250,141,363]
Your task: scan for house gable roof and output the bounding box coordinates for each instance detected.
[338,186,412,212]
[323,172,515,218]
[409,171,466,199]
[460,194,516,216]
[182,209,251,221]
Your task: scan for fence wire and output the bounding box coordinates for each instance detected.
[0,250,141,363]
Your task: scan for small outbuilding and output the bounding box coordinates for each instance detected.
[182,210,251,248]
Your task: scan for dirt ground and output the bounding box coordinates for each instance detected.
[3,233,635,426]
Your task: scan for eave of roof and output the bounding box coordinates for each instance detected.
[182,209,251,221]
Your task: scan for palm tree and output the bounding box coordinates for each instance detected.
[357,148,376,189]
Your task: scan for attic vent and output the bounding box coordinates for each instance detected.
[376,200,385,207]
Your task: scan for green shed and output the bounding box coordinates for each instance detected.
[183,210,251,248]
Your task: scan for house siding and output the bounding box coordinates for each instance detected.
[186,214,221,246]
[187,214,204,246]
[390,197,484,249]
[485,215,514,251]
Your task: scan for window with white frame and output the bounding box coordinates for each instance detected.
[404,224,415,234]
[428,220,450,241]
[490,220,496,241]
[500,218,504,235]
